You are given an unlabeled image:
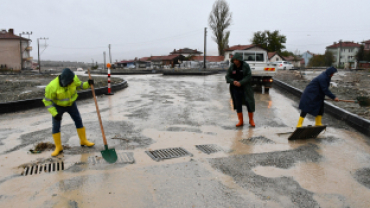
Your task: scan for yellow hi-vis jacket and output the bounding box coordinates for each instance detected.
[43,75,90,116]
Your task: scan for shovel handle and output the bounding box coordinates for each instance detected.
[325,99,356,103]
[87,68,108,146]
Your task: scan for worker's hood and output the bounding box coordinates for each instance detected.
[59,68,75,87]
[231,53,243,62]
[325,66,338,76]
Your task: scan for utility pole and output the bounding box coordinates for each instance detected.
[108,44,112,64]
[103,52,106,69]
[203,27,207,69]
[37,37,48,73]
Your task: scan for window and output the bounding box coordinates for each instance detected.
[243,53,255,61]
[276,58,279,61]
[255,53,264,62]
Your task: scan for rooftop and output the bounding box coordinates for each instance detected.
[326,41,361,49]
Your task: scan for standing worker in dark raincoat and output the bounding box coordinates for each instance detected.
[297,67,339,127]
[225,53,256,127]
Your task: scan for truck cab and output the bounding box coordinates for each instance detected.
[231,50,276,93]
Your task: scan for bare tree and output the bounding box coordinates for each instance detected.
[209,0,232,56]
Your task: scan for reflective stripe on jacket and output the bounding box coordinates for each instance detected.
[43,75,90,116]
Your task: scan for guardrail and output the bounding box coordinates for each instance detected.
[0,80,128,114]
[273,79,370,136]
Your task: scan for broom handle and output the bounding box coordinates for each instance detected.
[87,68,108,146]
[325,99,355,103]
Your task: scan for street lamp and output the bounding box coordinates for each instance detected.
[37,37,49,73]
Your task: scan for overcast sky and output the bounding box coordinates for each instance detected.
[2,0,370,63]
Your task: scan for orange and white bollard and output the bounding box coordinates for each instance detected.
[105,63,114,95]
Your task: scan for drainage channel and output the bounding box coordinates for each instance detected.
[145,147,193,162]
[195,144,223,154]
[22,162,64,176]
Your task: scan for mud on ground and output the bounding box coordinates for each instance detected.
[0,75,122,103]
[274,69,370,120]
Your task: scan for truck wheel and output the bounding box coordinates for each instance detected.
[265,88,270,93]
[284,67,286,70]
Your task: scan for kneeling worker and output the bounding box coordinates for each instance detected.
[297,66,339,127]
[43,68,95,156]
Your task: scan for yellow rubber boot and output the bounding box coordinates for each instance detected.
[296,117,305,128]
[51,132,63,157]
[315,115,323,126]
[77,127,95,147]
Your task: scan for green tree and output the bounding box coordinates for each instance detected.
[251,30,286,52]
[324,51,334,66]
[308,55,326,67]
[209,0,232,56]
[356,45,365,61]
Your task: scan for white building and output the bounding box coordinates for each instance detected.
[0,28,32,70]
[326,41,361,68]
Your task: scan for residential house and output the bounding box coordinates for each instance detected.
[224,44,266,62]
[362,39,370,51]
[190,56,224,62]
[150,55,185,68]
[283,56,301,68]
[301,51,315,67]
[326,41,361,68]
[170,48,202,57]
[267,52,284,62]
[116,57,151,69]
[0,28,32,70]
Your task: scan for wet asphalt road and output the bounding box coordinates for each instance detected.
[1,74,370,207]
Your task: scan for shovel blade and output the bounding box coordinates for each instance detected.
[101,145,117,164]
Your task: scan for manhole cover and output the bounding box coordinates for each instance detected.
[288,126,326,140]
[22,162,64,176]
[240,136,275,145]
[145,147,193,161]
[88,152,135,165]
[195,144,223,154]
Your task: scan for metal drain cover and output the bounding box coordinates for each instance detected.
[22,162,64,176]
[145,147,193,161]
[88,152,135,165]
[288,126,326,140]
[195,144,223,154]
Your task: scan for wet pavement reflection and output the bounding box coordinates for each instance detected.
[1,74,370,207]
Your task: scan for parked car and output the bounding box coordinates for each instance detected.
[275,61,293,70]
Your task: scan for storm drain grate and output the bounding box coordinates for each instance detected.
[288,126,326,140]
[195,144,223,154]
[145,147,193,161]
[22,162,64,176]
[88,152,135,165]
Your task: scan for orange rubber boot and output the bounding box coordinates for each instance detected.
[248,112,255,127]
[236,112,244,127]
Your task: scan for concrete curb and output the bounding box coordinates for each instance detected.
[273,79,370,136]
[162,71,220,76]
[0,80,128,114]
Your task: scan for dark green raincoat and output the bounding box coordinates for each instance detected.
[225,54,255,112]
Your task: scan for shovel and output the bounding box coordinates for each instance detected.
[326,96,370,107]
[87,68,117,164]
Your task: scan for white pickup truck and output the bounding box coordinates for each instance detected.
[232,50,276,93]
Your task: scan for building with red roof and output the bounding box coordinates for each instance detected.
[190,56,224,62]
[326,41,361,68]
[362,39,370,51]
[170,48,202,56]
[0,28,32,70]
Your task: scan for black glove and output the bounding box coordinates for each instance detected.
[88,79,94,85]
[54,114,62,121]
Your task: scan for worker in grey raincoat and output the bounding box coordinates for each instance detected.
[297,66,339,127]
[225,53,255,127]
